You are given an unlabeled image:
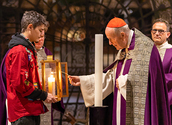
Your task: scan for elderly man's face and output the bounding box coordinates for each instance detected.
[105,27,127,50]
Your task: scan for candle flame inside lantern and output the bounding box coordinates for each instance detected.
[48,73,55,95]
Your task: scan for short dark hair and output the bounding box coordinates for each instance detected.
[152,18,170,31]
[21,10,49,32]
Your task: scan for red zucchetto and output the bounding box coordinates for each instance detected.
[106,17,127,28]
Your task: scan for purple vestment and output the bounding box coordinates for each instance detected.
[162,48,172,106]
[103,32,171,125]
[0,50,10,125]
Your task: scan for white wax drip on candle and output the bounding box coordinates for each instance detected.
[95,34,103,106]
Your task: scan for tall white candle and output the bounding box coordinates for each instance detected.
[95,34,103,106]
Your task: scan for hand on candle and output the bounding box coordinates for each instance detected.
[44,93,58,103]
[68,76,81,86]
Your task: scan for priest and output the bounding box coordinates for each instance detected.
[151,18,172,122]
[69,17,171,125]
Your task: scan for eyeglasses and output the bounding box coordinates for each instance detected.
[151,29,168,35]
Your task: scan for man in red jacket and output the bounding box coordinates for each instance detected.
[5,10,58,125]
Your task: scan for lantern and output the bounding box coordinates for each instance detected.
[40,55,69,101]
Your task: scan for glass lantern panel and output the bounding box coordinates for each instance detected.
[61,62,69,97]
[44,62,56,95]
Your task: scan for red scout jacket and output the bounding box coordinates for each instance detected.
[5,33,48,122]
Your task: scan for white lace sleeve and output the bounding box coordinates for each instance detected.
[79,70,114,107]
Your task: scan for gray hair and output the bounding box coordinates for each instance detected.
[152,18,170,31]
[21,10,49,32]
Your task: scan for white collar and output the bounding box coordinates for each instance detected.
[125,30,134,53]
[156,41,172,49]
[127,30,134,48]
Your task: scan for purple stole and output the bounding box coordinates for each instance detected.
[0,50,10,125]
[112,33,134,125]
[162,48,172,105]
